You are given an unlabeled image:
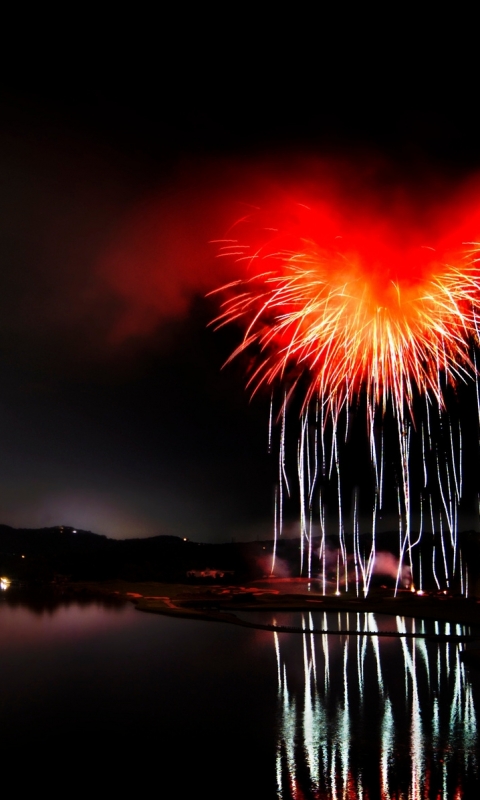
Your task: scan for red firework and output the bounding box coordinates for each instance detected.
[211,195,480,422]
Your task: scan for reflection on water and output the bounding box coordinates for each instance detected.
[273,612,478,799]
[0,588,129,645]
[0,595,479,798]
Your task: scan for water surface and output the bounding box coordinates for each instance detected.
[0,594,478,798]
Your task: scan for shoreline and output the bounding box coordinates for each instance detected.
[4,578,480,663]
[59,578,480,633]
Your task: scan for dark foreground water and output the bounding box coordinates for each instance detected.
[0,594,478,799]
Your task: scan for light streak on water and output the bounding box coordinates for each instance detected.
[274,613,479,799]
[322,612,329,694]
[340,636,350,796]
[274,626,282,689]
[380,694,395,800]
[308,613,317,690]
[356,613,364,706]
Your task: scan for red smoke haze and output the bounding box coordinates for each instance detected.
[95,157,480,344]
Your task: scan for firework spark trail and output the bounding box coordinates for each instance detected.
[379,424,385,509]
[306,413,312,494]
[328,412,337,481]
[309,400,319,506]
[353,489,360,597]
[396,483,403,586]
[305,418,314,578]
[365,407,382,593]
[425,395,433,451]
[320,400,326,478]
[272,395,289,577]
[409,500,422,589]
[333,429,348,590]
[307,508,313,579]
[367,489,378,594]
[297,417,306,576]
[395,421,417,595]
[319,490,326,595]
[429,493,435,536]
[272,486,278,576]
[435,443,457,584]
[450,417,462,575]
[473,330,480,452]
[450,417,460,502]
[459,419,463,497]
[460,549,464,595]
[445,454,455,549]
[280,395,290,497]
[432,542,441,591]
[439,513,450,587]
[421,423,428,488]
[297,414,313,579]
[268,392,274,453]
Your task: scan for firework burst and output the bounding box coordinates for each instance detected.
[211,193,480,592]
[213,224,480,425]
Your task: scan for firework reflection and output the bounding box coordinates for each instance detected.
[273,612,478,799]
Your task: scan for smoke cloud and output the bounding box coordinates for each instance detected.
[316,544,412,588]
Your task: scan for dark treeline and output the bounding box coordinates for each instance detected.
[0,524,269,583]
[1,524,480,592]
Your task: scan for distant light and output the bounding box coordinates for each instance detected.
[335,590,341,596]
[0,577,11,590]
[73,530,77,534]
[417,590,425,596]
[183,538,188,542]
[21,555,25,559]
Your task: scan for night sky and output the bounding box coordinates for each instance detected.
[1,18,479,541]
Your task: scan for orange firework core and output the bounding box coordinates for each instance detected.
[214,193,480,420]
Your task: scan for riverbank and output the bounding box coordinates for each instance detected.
[61,578,480,666]
[4,577,480,662]
[64,577,480,630]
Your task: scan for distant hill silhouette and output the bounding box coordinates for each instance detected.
[0,524,479,590]
[0,524,271,582]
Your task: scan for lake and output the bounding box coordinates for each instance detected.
[0,592,478,798]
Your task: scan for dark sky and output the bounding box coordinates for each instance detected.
[1,17,479,540]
